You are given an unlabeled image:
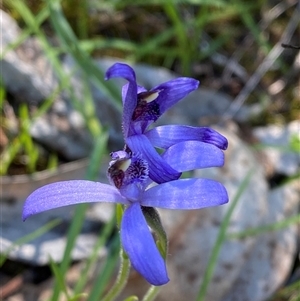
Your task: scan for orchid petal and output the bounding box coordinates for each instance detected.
[152,77,199,116]
[162,141,224,172]
[145,125,228,150]
[105,62,136,84]
[23,180,127,220]
[105,63,137,138]
[126,135,181,183]
[141,178,228,209]
[121,203,169,286]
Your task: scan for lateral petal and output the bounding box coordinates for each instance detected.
[141,178,228,209]
[151,77,199,116]
[162,141,224,172]
[126,135,181,184]
[121,202,169,286]
[145,125,228,150]
[23,180,127,220]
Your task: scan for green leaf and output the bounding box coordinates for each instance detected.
[141,207,168,259]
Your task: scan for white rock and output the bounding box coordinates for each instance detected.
[222,180,299,301]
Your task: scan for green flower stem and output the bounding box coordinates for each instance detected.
[102,249,131,301]
[142,285,161,301]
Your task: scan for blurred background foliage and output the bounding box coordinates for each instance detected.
[1,0,299,176]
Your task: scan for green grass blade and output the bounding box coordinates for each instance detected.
[268,279,300,301]
[0,137,22,175]
[18,104,39,173]
[241,10,271,55]
[49,257,71,300]
[196,168,254,301]
[50,203,90,301]
[124,297,139,301]
[88,235,121,301]
[73,214,117,296]
[228,213,300,239]
[163,2,191,74]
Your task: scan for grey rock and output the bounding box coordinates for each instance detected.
[253,120,300,176]
[222,180,299,301]
[30,111,94,160]
[0,10,58,105]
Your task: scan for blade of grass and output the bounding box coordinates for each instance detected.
[124,297,139,301]
[128,26,177,62]
[241,9,271,55]
[80,38,137,54]
[47,152,58,171]
[0,138,23,175]
[73,214,117,296]
[197,33,231,61]
[163,2,191,75]
[196,168,254,301]
[228,213,300,239]
[268,279,300,301]
[19,104,39,173]
[0,83,5,107]
[50,203,90,301]
[87,234,121,301]
[49,257,71,300]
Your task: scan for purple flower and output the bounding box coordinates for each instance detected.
[105,63,228,184]
[23,151,228,286]
[23,64,229,286]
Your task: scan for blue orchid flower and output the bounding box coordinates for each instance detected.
[23,63,229,286]
[23,151,228,286]
[105,63,228,184]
